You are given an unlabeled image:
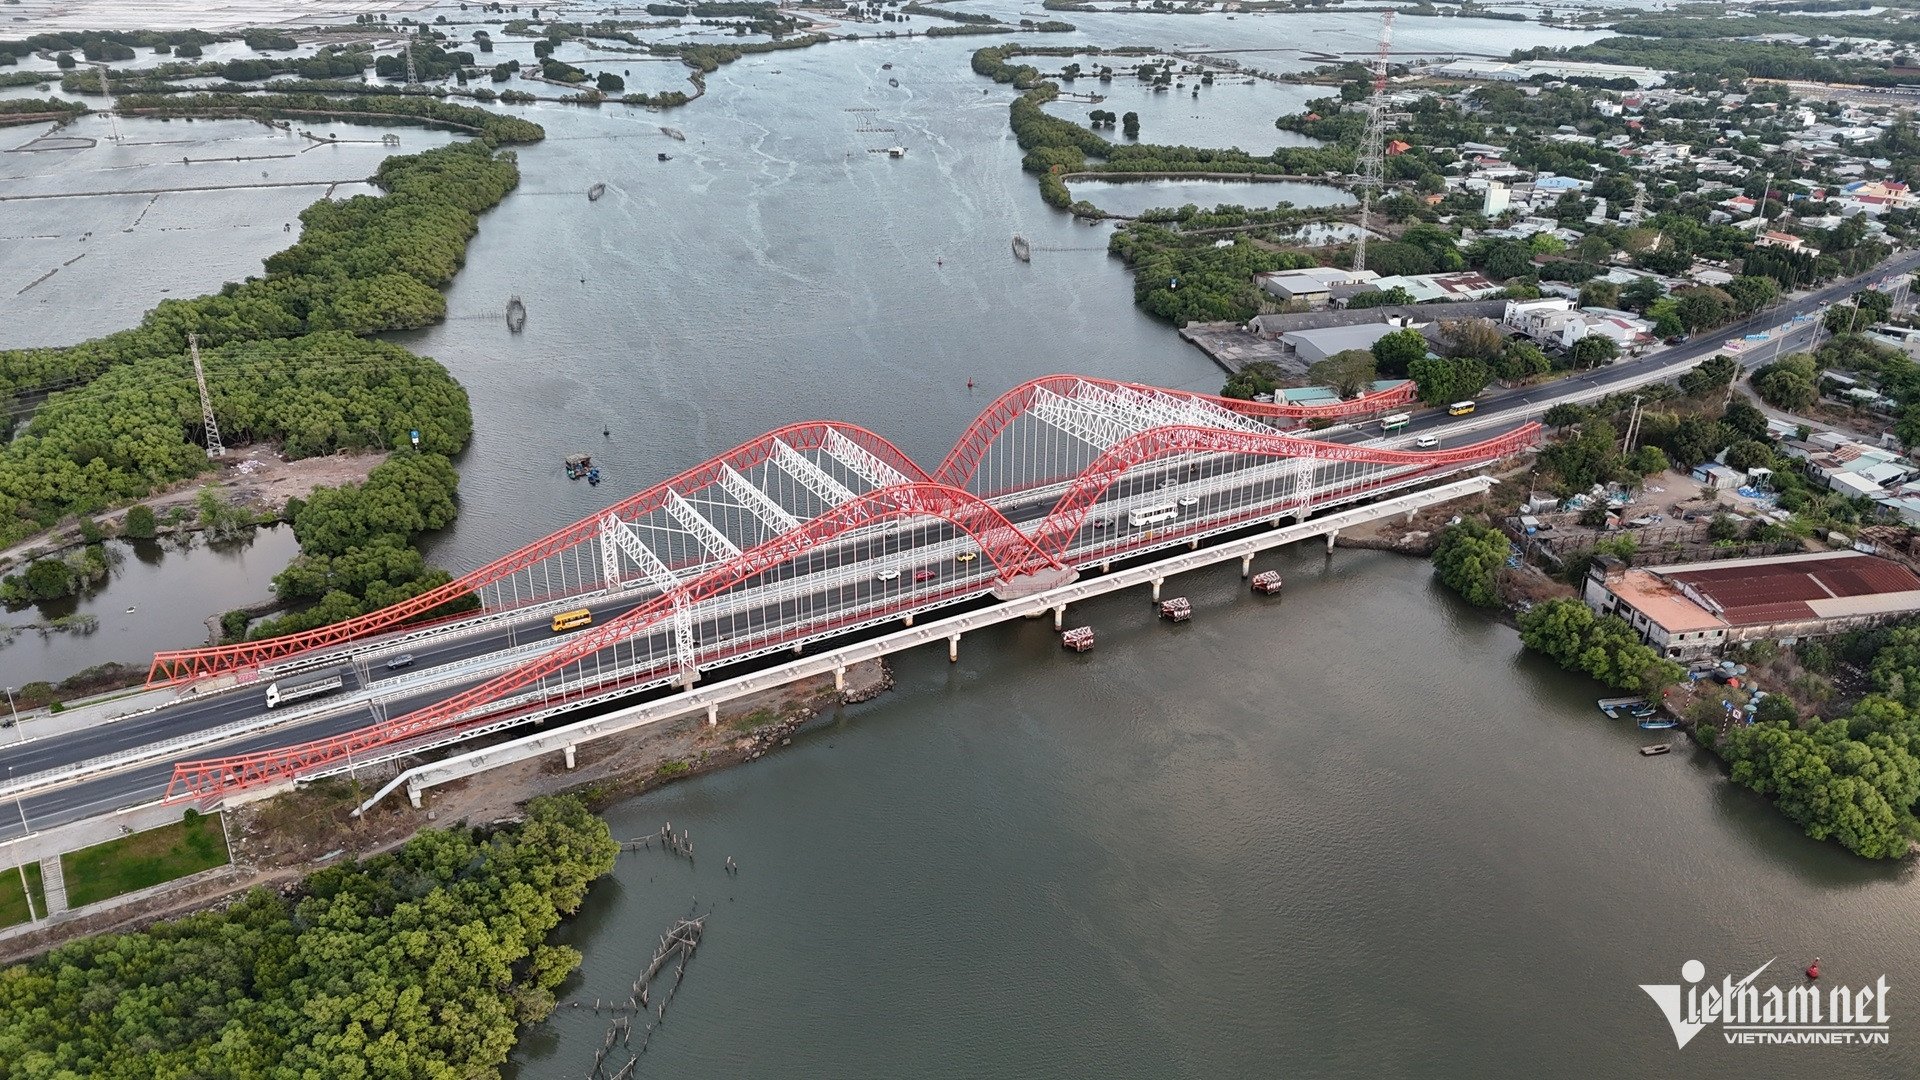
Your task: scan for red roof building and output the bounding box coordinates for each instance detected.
[1584,551,1920,659]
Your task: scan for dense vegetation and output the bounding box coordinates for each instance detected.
[1108,225,1315,324]
[0,98,87,124]
[1519,598,1687,693]
[116,90,545,143]
[0,336,471,550]
[0,797,619,1078]
[1432,518,1509,608]
[247,453,476,639]
[1707,621,1920,858]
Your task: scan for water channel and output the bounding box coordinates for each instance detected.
[3,8,1915,1071]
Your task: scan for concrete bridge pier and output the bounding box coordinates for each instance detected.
[834,665,847,691]
[1241,554,1253,578]
[1053,605,1065,629]
[1151,577,1165,601]
[563,744,577,769]
[1100,560,1111,573]
[948,634,961,662]
[706,703,718,727]
[903,612,914,626]
[1325,529,1339,552]
[1189,538,1200,550]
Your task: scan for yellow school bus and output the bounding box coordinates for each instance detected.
[551,608,593,633]
[1448,400,1477,416]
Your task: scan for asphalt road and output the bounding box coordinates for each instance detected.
[6,250,1913,837]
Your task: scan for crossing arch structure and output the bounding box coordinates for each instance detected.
[147,420,931,685]
[166,483,1059,799]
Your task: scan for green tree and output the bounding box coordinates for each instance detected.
[596,70,624,92]
[1433,518,1509,607]
[1679,354,1738,398]
[1370,327,1430,377]
[1571,334,1619,369]
[1543,403,1587,430]
[1440,318,1505,361]
[122,504,157,539]
[1121,111,1139,138]
[1518,598,1686,692]
[1306,349,1377,399]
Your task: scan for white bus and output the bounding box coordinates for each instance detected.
[1381,413,1411,433]
[265,666,347,709]
[1128,505,1177,527]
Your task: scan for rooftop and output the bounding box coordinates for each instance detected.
[1609,570,1727,633]
[1659,551,1920,627]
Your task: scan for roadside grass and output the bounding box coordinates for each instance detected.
[62,812,230,909]
[0,862,46,928]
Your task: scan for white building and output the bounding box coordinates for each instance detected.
[1482,181,1510,217]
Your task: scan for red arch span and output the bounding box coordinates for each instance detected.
[930,375,1417,492]
[147,421,928,685]
[166,483,1058,799]
[1021,422,1543,560]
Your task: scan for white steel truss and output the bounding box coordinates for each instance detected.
[1028,388,1137,451]
[824,429,914,490]
[600,514,695,673]
[666,490,742,560]
[719,465,801,532]
[772,439,858,506]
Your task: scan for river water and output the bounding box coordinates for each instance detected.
[6,8,1918,1072]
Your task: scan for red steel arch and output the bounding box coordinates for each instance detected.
[930,375,1417,491]
[147,421,929,685]
[167,483,1058,800]
[1024,421,1543,559]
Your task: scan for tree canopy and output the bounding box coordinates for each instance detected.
[1518,598,1686,693]
[0,797,619,1077]
[1433,518,1508,608]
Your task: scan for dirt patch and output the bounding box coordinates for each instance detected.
[0,446,384,573]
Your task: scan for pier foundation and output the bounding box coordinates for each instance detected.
[948,634,961,662]
[564,744,577,769]
[1151,577,1164,601]
[1241,554,1253,578]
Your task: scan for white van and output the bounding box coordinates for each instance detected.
[1414,435,1439,449]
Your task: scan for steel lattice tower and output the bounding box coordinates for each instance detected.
[189,332,224,458]
[1353,12,1394,273]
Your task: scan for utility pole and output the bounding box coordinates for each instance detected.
[1352,11,1394,274]
[1623,394,1644,453]
[90,62,120,142]
[188,332,224,458]
[404,41,418,88]
[8,767,34,924]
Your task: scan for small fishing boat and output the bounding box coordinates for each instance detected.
[886,146,906,158]
[660,126,686,141]
[658,152,671,161]
[888,77,899,88]
[1011,233,1031,262]
[1638,744,1672,756]
[1597,696,1646,719]
[882,62,893,70]
[565,453,593,480]
[587,182,606,201]
[506,295,527,333]
[1637,718,1679,730]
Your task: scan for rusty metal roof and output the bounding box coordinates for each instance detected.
[1664,554,1920,627]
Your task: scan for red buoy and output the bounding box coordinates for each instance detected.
[1807,959,1821,981]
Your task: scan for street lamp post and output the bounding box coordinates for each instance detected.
[7,766,34,923]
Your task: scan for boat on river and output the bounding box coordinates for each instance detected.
[565,453,593,480]
[1637,718,1679,730]
[1011,234,1030,262]
[888,77,899,88]
[506,295,527,333]
[661,126,686,141]
[587,182,606,201]
[1639,744,1672,756]
[1597,696,1645,719]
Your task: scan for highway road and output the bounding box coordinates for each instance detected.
[1356,249,1920,449]
[4,249,1912,838]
